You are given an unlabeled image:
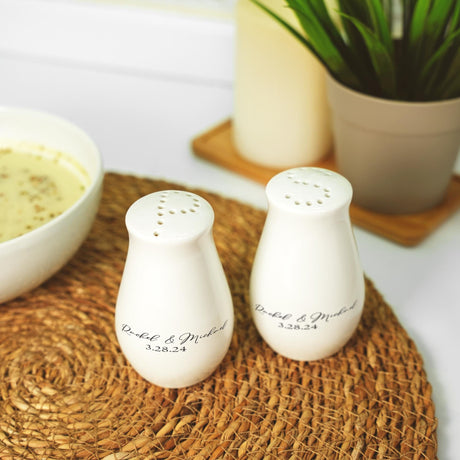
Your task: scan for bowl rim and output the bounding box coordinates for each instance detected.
[0,106,104,249]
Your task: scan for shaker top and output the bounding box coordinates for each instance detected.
[126,190,214,242]
[266,167,353,214]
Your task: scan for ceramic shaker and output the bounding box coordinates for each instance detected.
[115,191,234,388]
[250,167,364,361]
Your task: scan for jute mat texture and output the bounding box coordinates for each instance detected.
[0,173,437,459]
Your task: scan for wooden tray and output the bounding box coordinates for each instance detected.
[192,119,460,246]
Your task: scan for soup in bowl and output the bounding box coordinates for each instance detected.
[0,107,103,303]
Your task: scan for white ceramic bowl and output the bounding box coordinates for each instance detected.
[0,107,103,303]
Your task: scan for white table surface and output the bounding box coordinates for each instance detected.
[0,1,459,458]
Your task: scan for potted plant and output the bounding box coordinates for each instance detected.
[251,0,460,214]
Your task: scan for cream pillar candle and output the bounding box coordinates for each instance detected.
[233,0,333,169]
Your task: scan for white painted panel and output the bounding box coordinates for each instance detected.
[0,0,235,83]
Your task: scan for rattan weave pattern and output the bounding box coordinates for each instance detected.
[0,173,437,459]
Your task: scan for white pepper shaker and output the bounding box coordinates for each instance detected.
[250,167,364,361]
[115,191,234,388]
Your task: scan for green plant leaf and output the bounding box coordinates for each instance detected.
[416,29,460,100]
[248,0,324,64]
[287,0,343,49]
[440,1,460,83]
[339,12,397,97]
[287,0,352,67]
[401,0,418,56]
[425,0,455,39]
[335,0,380,92]
[432,44,460,100]
[449,0,460,33]
[437,67,460,100]
[381,0,393,28]
[287,0,367,86]
[367,0,394,56]
[401,0,432,98]
[419,28,460,84]
[408,0,431,54]
[337,0,372,27]
[299,0,345,46]
[336,0,372,56]
[421,0,455,60]
[249,0,361,89]
[249,0,460,100]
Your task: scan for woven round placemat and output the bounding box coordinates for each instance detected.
[0,172,437,459]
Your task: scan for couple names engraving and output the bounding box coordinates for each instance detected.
[254,300,358,331]
[120,320,229,352]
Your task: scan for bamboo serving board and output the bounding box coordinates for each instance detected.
[192,119,460,246]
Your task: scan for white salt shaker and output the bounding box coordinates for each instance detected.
[115,191,234,388]
[250,167,364,361]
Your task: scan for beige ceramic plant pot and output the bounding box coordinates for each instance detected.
[326,75,460,214]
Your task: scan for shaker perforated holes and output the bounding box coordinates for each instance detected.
[283,174,333,208]
[153,193,201,237]
[125,190,214,241]
[268,167,353,212]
